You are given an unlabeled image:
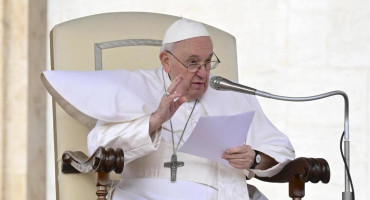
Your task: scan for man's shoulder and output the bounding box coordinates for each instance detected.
[132,67,162,79]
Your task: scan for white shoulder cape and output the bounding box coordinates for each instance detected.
[41,69,163,128]
[41,68,295,176]
[41,68,253,128]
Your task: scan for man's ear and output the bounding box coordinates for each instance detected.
[160,51,171,73]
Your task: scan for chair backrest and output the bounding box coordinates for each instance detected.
[50,12,238,200]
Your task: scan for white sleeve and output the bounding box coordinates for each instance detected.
[87,114,162,165]
[245,95,296,177]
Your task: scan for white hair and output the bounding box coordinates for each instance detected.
[160,42,175,52]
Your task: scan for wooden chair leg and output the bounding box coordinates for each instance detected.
[96,172,110,200]
[289,175,305,199]
[62,147,124,200]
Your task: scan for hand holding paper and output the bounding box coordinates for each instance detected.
[179,111,255,165]
[222,144,255,169]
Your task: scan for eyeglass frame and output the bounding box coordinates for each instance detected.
[165,50,221,72]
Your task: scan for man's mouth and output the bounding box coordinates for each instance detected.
[191,82,205,88]
[192,81,204,85]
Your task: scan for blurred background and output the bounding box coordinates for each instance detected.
[0,0,369,199]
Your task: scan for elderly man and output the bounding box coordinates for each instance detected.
[85,19,295,200]
[43,18,295,199]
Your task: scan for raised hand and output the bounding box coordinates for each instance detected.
[149,76,188,134]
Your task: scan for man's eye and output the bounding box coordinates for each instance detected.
[189,63,199,67]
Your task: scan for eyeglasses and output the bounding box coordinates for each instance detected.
[165,50,221,73]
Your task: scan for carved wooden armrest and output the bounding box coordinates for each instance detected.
[62,147,124,200]
[255,157,330,200]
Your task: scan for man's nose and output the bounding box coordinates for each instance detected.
[195,65,209,77]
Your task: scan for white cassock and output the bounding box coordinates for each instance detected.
[42,67,295,200]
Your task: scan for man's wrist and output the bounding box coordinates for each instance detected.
[250,150,261,169]
[149,112,162,135]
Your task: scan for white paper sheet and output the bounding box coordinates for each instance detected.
[179,111,255,165]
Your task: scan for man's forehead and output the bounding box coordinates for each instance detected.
[186,53,214,59]
[174,36,213,49]
[174,37,213,55]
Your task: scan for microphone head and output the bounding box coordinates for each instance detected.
[209,76,225,90]
[210,76,257,95]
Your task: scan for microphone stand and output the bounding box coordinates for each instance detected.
[213,78,353,199]
[254,90,352,200]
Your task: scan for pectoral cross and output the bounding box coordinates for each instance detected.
[164,154,184,182]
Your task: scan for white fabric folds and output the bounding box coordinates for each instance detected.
[41,69,161,128]
[42,67,296,199]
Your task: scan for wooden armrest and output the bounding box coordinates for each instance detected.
[255,157,330,199]
[62,146,124,174]
[61,147,125,200]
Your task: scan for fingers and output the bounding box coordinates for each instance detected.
[222,145,255,169]
[225,157,251,169]
[153,75,187,126]
[173,96,187,107]
[223,156,253,169]
[163,75,187,111]
[225,145,249,154]
[222,153,249,160]
[169,95,186,115]
[166,76,183,96]
[165,92,183,103]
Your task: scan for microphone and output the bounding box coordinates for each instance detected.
[210,76,353,200]
[210,76,277,99]
[210,76,347,102]
[209,76,257,95]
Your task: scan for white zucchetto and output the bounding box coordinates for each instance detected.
[162,18,210,44]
